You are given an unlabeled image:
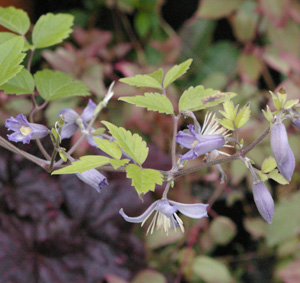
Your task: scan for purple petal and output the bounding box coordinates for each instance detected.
[5,114,29,131]
[60,123,78,140]
[119,200,160,223]
[187,124,197,137]
[277,146,295,182]
[85,134,98,147]
[193,135,225,156]
[252,182,274,224]
[29,123,49,139]
[7,132,32,144]
[292,118,300,130]
[168,200,209,219]
[271,122,289,166]
[176,131,196,149]
[156,199,177,218]
[179,149,198,161]
[76,169,108,193]
[59,109,79,123]
[81,99,96,122]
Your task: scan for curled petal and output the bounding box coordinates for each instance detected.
[119,200,160,223]
[168,200,209,219]
[179,149,198,161]
[176,131,196,149]
[5,114,29,131]
[193,135,225,156]
[7,132,32,144]
[271,122,289,165]
[59,109,79,123]
[81,99,96,122]
[156,199,177,218]
[252,182,274,224]
[277,146,295,182]
[60,123,78,140]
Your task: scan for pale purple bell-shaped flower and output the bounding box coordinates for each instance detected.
[59,99,98,146]
[120,199,209,235]
[270,122,289,166]
[76,169,108,193]
[5,114,48,144]
[277,146,295,182]
[292,118,300,130]
[176,124,225,161]
[252,181,274,224]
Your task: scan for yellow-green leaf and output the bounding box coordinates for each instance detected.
[102,121,149,165]
[163,59,192,88]
[125,164,163,195]
[268,169,289,185]
[222,96,238,121]
[110,159,130,169]
[262,157,277,173]
[262,105,273,123]
[148,68,163,84]
[119,74,162,89]
[235,103,250,128]
[94,137,122,160]
[119,92,174,114]
[257,170,269,182]
[216,118,235,131]
[284,99,299,109]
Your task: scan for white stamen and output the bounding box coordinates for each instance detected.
[20,126,32,136]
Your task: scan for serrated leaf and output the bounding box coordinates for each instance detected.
[110,159,130,169]
[179,85,236,112]
[222,96,238,121]
[163,59,192,88]
[52,155,111,174]
[257,170,269,182]
[284,99,299,109]
[148,68,163,84]
[125,164,163,195]
[0,69,34,95]
[215,118,235,130]
[34,70,90,100]
[268,169,289,185]
[119,74,162,89]
[0,36,25,86]
[235,103,250,128]
[262,157,277,173]
[119,92,174,114]
[0,7,30,35]
[102,121,149,165]
[32,13,74,48]
[262,105,273,122]
[270,91,282,110]
[94,137,122,160]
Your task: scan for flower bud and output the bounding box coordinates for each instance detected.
[270,122,289,166]
[292,118,300,130]
[277,146,295,182]
[252,181,274,224]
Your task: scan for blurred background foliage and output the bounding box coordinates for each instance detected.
[0,0,300,282]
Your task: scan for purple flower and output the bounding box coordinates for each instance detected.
[277,146,295,182]
[76,169,108,193]
[270,122,289,166]
[5,114,48,144]
[59,99,98,146]
[292,118,300,130]
[176,124,225,161]
[252,181,274,224]
[120,199,209,235]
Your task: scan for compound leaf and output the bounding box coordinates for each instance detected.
[120,74,162,89]
[94,137,122,160]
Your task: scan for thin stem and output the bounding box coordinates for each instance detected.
[171,114,180,169]
[27,48,35,72]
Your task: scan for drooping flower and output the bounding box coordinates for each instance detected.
[76,169,108,193]
[252,181,274,224]
[270,122,289,166]
[176,113,229,161]
[120,199,209,235]
[277,146,295,182]
[5,114,49,144]
[59,99,98,146]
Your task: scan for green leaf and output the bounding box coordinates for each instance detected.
[235,103,250,128]
[32,13,74,48]
[119,74,162,89]
[91,127,106,135]
[0,7,30,35]
[257,170,269,182]
[52,155,111,174]
[58,150,68,162]
[102,121,149,165]
[215,118,235,131]
[94,137,122,160]
[163,59,192,88]
[0,69,34,95]
[261,157,277,173]
[192,256,232,283]
[148,68,163,84]
[220,96,237,121]
[179,85,236,112]
[110,158,130,169]
[268,169,289,185]
[119,92,174,114]
[125,164,163,195]
[34,70,90,100]
[0,36,25,86]
[284,99,299,109]
[262,105,273,123]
